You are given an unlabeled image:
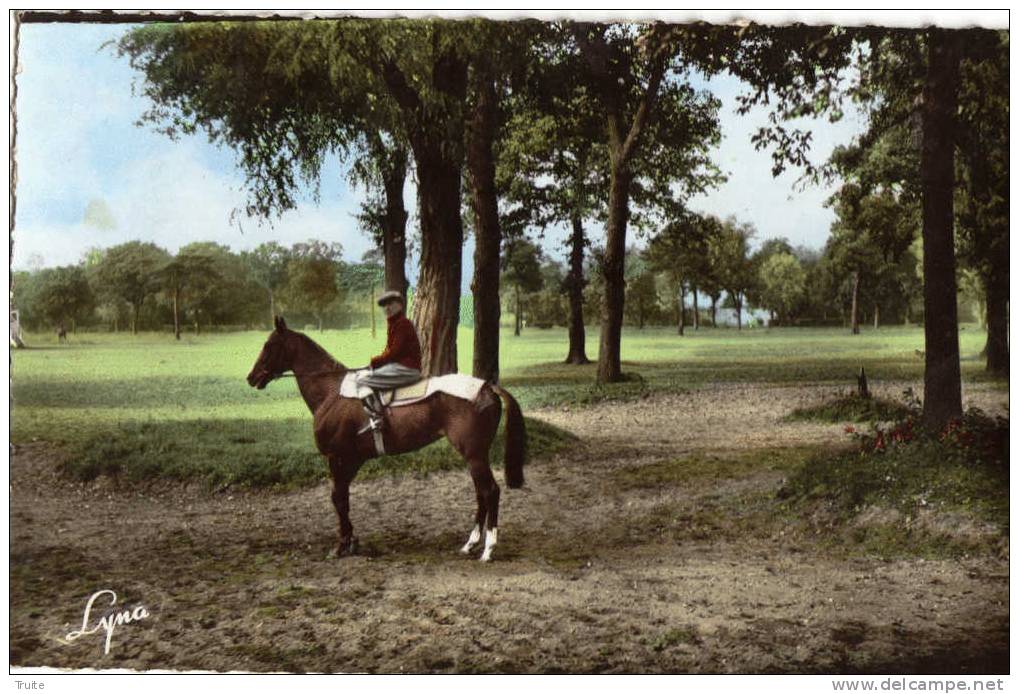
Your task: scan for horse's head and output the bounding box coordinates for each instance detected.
[246,316,293,390]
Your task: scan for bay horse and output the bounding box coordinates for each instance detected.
[246,316,526,562]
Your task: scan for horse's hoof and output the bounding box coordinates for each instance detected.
[460,543,477,555]
[330,539,359,559]
[479,551,493,563]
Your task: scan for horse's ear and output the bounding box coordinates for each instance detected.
[275,316,287,332]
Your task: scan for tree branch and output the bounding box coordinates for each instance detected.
[619,50,668,164]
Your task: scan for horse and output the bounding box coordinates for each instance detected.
[245,316,526,562]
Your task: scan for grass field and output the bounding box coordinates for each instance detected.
[10,323,999,488]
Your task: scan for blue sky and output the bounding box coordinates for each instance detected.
[12,20,873,287]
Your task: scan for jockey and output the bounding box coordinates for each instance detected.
[356,290,422,428]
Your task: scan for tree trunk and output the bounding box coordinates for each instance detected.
[318,315,323,332]
[173,287,181,340]
[132,303,140,335]
[984,262,1009,375]
[575,27,665,383]
[920,29,963,430]
[692,285,700,330]
[369,283,376,340]
[468,74,502,383]
[564,214,590,364]
[379,51,466,378]
[514,284,521,337]
[597,164,631,383]
[410,154,463,377]
[268,289,275,329]
[873,303,880,329]
[710,296,718,327]
[382,148,409,302]
[735,294,743,331]
[677,282,685,336]
[850,271,861,335]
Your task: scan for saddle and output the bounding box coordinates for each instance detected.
[338,370,488,455]
[339,369,487,408]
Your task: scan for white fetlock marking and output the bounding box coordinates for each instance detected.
[480,527,498,562]
[460,524,482,554]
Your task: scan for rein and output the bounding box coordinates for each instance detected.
[274,368,346,379]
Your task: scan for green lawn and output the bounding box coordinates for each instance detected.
[10,323,999,488]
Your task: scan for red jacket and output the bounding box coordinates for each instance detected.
[370,313,422,371]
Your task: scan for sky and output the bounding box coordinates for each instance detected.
[12,19,875,289]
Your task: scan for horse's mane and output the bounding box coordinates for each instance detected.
[288,329,346,372]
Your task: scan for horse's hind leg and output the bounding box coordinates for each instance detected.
[467,462,500,562]
[460,481,486,555]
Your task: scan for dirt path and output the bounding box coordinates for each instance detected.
[9,382,1009,673]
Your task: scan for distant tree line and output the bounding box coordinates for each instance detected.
[495,209,984,336]
[12,240,388,336]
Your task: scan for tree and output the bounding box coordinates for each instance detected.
[340,249,386,339]
[702,23,997,428]
[349,133,411,304]
[464,21,542,382]
[624,250,658,331]
[91,241,170,334]
[32,266,94,332]
[243,242,291,327]
[570,22,722,382]
[647,212,714,335]
[825,182,920,333]
[756,252,806,325]
[711,218,756,331]
[496,36,608,365]
[955,31,1008,374]
[501,238,544,336]
[285,240,343,331]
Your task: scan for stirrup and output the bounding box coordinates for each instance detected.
[358,394,385,434]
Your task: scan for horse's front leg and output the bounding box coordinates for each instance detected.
[327,455,360,558]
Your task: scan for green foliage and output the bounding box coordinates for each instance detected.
[649,627,700,652]
[57,415,575,490]
[786,394,912,424]
[779,405,1009,556]
[243,242,291,300]
[708,217,756,325]
[90,241,171,330]
[501,238,545,298]
[756,252,807,324]
[623,249,661,329]
[18,265,94,329]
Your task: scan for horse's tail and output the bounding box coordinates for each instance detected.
[491,383,526,489]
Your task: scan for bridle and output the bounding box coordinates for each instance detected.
[257,336,345,383]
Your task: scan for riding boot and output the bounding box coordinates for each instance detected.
[362,392,385,432]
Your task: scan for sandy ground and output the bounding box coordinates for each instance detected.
[9,381,1009,673]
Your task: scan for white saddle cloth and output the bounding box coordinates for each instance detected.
[339,369,487,407]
